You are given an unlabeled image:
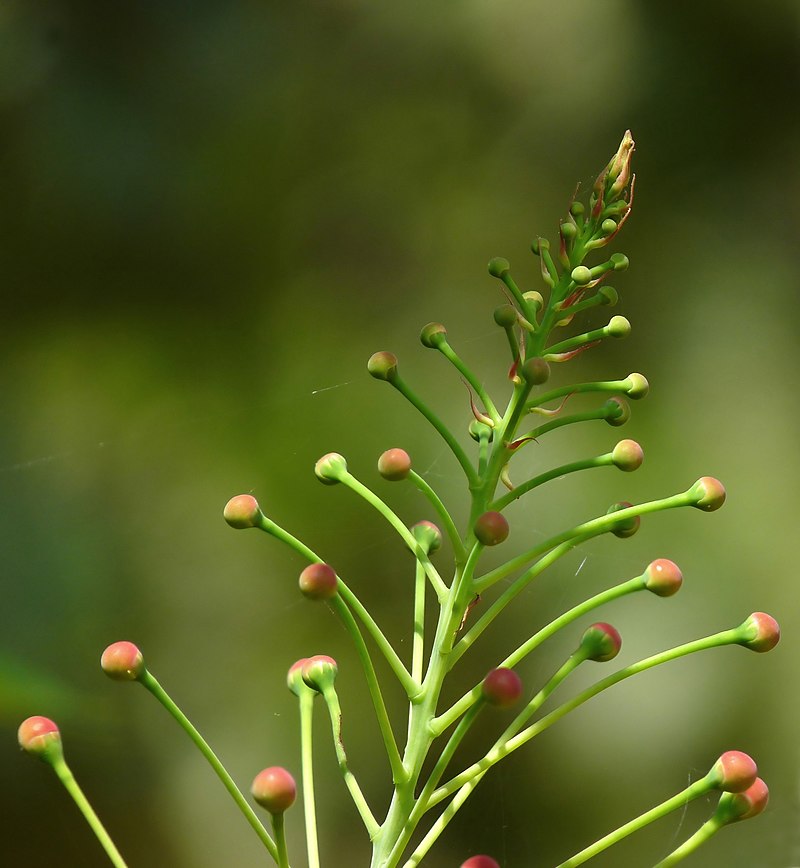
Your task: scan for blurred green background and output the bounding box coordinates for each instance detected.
[1,1,798,866]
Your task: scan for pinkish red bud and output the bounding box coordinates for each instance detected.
[611,439,643,472]
[691,477,726,511]
[420,322,448,349]
[314,452,347,485]
[223,494,262,529]
[302,655,338,692]
[101,641,145,681]
[461,857,501,868]
[251,766,297,814]
[482,667,523,708]
[716,778,769,824]
[367,351,399,382]
[738,612,780,652]
[643,559,683,597]
[286,659,309,696]
[711,750,758,793]
[18,716,62,762]
[378,448,412,481]
[411,520,443,554]
[580,622,622,662]
[298,563,338,601]
[606,501,640,538]
[474,511,509,546]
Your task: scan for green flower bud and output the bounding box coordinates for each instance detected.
[468,420,494,442]
[560,221,577,239]
[710,750,758,793]
[493,304,518,328]
[251,766,297,815]
[523,290,544,310]
[367,351,398,382]
[302,655,338,692]
[487,257,510,278]
[604,396,631,427]
[521,357,550,385]
[481,668,523,708]
[610,252,629,271]
[606,501,640,538]
[607,315,631,338]
[299,563,338,600]
[530,238,550,256]
[599,286,618,305]
[580,622,622,662]
[601,218,617,234]
[625,372,649,399]
[690,476,726,511]
[223,494,262,529]
[378,448,412,481]
[738,612,780,652]
[420,322,447,349]
[569,201,585,217]
[101,641,145,681]
[315,452,347,485]
[570,265,592,285]
[411,520,443,554]
[643,558,683,597]
[611,439,643,471]
[18,716,63,763]
[474,511,509,546]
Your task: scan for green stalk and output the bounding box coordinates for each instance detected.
[527,378,633,410]
[139,671,278,861]
[271,813,290,868]
[436,339,500,422]
[299,690,320,868]
[407,470,466,562]
[653,816,725,867]
[545,323,617,356]
[50,756,129,868]
[411,560,426,685]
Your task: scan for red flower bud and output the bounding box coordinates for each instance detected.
[643,559,683,597]
[461,857,501,868]
[738,612,780,652]
[286,659,309,696]
[580,622,622,662]
[691,477,726,511]
[611,439,643,472]
[101,641,145,681]
[223,494,262,529]
[482,668,523,708]
[716,778,769,824]
[302,655,338,692]
[711,750,758,793]
[18,716,62,762]
[378,448,412,481]
[474,511,509,546]
[251,766,297,814]
[298,563,338,601]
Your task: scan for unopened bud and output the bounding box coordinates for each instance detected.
[715,778,769,825]
[251,766,297,815]
[367,351,398,382]
[607,315,630,338]
[299,563,338,600]
[420,322,447,349]
[571,265,592,286]
[643,559,683,597]
[411,520,443,554]
[599,286,618,306]
[607,501,640,538]
[604,397,631,427]
[710,750,758,793]
[625,373,649,400]
[468,420,494,442]
[560,221,577,240]
[612,439,643,472]
[224,494,262,529]
[315,452,347,485]
[487,257,510,278]
[302,655,338,692]
[522,290,544,310]
[610,252,629,271]
[101,641,145,681]
[378,448,412,481]
[287,659,309,696]
[738,612,780,652]
[690,476,726,511]
[569,201,585,218]
[474,511,509,546]
[521,357,550,386]
[580,622,622,662]
[493,304,518,328]
[601,218,617,235]
[18,716,62,762]
[482,668,523,708]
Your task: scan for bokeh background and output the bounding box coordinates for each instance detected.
[1,2,798,866]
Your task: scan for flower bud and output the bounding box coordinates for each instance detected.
[560,221,577,240]
[611,439,643,472]
[314,452,347,485]
[715,778,769,824]
[580,622,622,662]
[607,315,631,338]
[302,655,338,692]
[482,668,523,708]
[223,494,262,529]
[461,856,501,868]
[299,563,338,601]
[606,501,640,538]
[570,265,592,286]
[251,766,297,815]
[625,372,649,399]
[377,448,412,481]
[474,511,509,546]
[101,641,145,681]
[610,252,629,271]
[411,520,442,554]
[487,257,510,278]
[599,286,618,306]
[367,351,398,382]
[690,477,726,511]
[643,559,683,597]
[521,357,550,386]
[493,304,518,328]
[604,397,631,427]
[468,420,494,442]
[287,659,309,696]
[738,612,780,653]
[523,290,544,310]
[710,750,758,793]
[601,218,617,234]
[420,322,447,349]
[569,201,585,217]
[18,716,62,762]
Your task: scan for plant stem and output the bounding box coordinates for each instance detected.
[271,813,291,868]
[653,816,724,867]
[407,470,466,561]
[299,690,321,868]
[411,560,426,685]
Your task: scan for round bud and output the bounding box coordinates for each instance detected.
[643,559,683,597]
[610,252,629,271]
[299,563,338,601]
[716,778,769,824]
[569,201,585,217]
[607,315,631,338]
[223,494,262,529]
[571,265,592,285]
[302,655,338,692]
[468,420,494,442]
[625,372,649,400]
[420,322,447,349]
[314,452,347,485]
[101,641,145,681]
[251,766,297,814]
[530,238,550,256]
[691,477,726,511]
[523,290,545,310]
[606,501,640,538]
[738,612,780,653]
[461,857,501,868]
[411,520,443,554]
[487,257,510,278]
[601,218,617,234]
[599,286,618,306]
[604,397,631,427]
[521,357,550,386]
[367,351,398,382]
[560,222,577,239]
[474,511,509,546]
[711,750,758,793]
[493,304,518,328]
[378,448,412,481]
[18,716,62,762]
[286,659,308,696]
[612,439,643,472]
[580,622,622,662]
[482,668,523,708]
